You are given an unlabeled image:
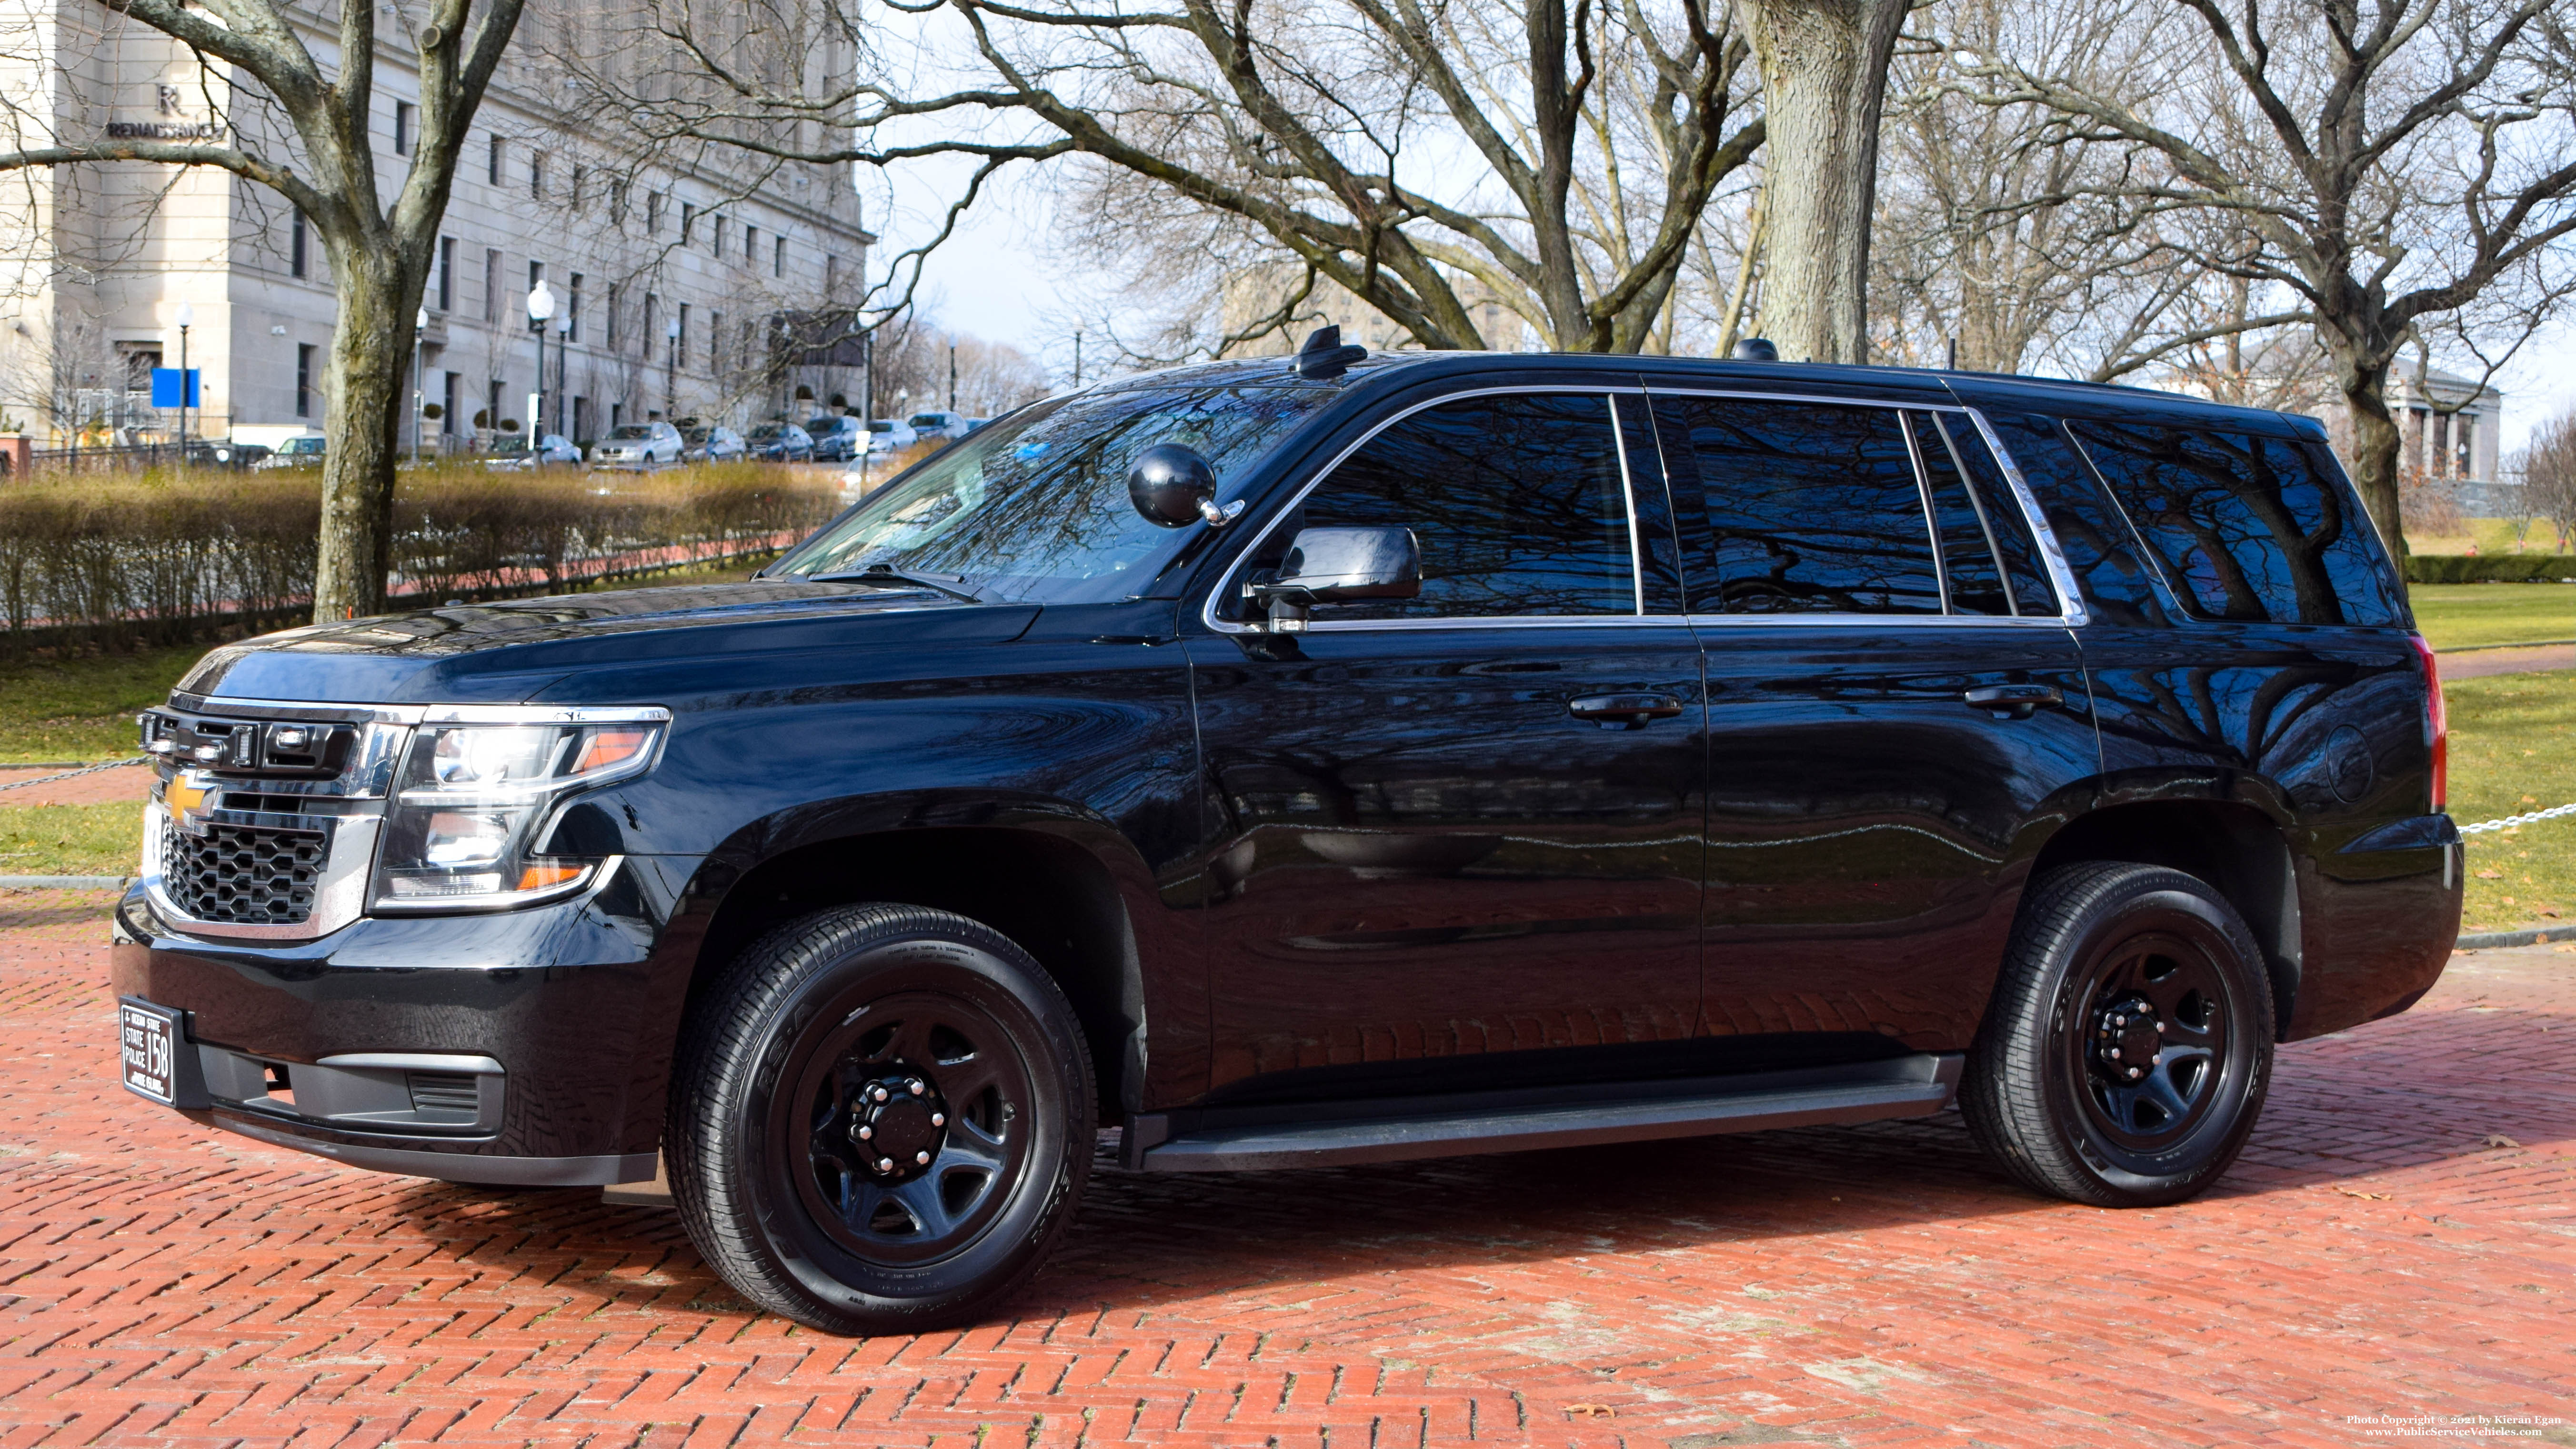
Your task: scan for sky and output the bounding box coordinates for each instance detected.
[875,162,2576,454]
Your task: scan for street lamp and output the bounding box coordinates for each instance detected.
[173,301,193,460]
[554,310,571,442]
[412,307,428,463]
[526,280,555,450]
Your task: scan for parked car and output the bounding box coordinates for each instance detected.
[113,343,2457,1341]
[681,423,745,463]
[746,421,813,462]
[185,440,273,470]
[864,418,919,455]
[483,433,581,470]
[252,435,325,470]
[907,410,970,442]
[589,421,684,471]
[804,415,864,462]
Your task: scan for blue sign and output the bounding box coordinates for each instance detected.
[150,367,200,408]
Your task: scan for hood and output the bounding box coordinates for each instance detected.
[176,580,1040,705]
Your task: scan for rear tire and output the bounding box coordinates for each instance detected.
[669,904,1094,1334]
[1962,862,2274,1207]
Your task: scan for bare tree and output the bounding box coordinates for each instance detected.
[1967,0,2576,556]
[2522,405,2576,552]
[0,0,541,616]
[1739,0,1908,362]
[579,0,1762,356]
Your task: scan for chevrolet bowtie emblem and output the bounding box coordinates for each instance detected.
[165,774,212,835]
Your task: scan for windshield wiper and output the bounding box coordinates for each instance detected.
[804,564,984,604]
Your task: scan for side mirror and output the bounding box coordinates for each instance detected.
[1245,526,1420,631]
[1127,443,1246,529]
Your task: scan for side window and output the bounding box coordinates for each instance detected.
[1279,392,1637,620]
[1906,412,2012,616]
[1929,414,2059,616]
[1984,412,2171,627]
[2067,421,2400,626]
[1663,396,1941,614]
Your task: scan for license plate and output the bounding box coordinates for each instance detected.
[118,999,180,1105]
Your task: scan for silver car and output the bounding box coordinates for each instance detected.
[589,421,683,471]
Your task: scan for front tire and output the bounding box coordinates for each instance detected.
[1962,862,2274,1207]
[669,904,1095,1334]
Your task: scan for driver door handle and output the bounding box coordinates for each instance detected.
[1569,693,1686,729]
[1963,683,2064,720]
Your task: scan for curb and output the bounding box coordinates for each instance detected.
[0,876,132,890]
[2456,926,2566,950]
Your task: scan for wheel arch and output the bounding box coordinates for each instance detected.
[683,806,1155,1126]
[2027,798,2303,1040]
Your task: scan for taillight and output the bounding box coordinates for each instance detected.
[2409,633,2446,811]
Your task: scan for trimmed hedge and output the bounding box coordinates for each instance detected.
[2404,554,2576,585]
[0,462,838,654]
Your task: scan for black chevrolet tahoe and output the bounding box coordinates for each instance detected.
[112,342,2463,1335]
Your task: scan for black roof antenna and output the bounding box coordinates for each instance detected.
[1294,325,1369,380]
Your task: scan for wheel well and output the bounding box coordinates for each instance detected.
[692,828,1143,1121]
[2031,801,2302,1039]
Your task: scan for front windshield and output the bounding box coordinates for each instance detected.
[868,421,894,433]
[909,414,943,428]
[608,425,654,440]
[285,438,322,454]
[682,427,711,443]
[751,425,789,440]
[772,380,1342,604]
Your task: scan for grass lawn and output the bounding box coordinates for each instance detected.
[0,802,138,877]
[2447,668,2576,934]
[2408,583,2576,652]
[2408,517,2572,556]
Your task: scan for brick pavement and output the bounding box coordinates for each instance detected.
[0,887,2570,1448]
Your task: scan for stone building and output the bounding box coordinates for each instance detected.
[0,0,873,452]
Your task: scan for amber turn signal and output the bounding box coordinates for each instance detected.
[514,864,586,891]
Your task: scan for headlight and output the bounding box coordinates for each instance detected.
[370,707,667,910]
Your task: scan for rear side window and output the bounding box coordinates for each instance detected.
[2066,421,2404,626]
[1983,413,2171,627]
[1927,415,2058,616]
[1907,412,2012,616]
[1660,396,1942,614]
[1280,392,1636,619]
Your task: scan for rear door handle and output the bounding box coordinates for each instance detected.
[1569,693,1686,729]
[1963,683,2064,720]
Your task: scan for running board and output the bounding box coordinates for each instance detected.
[1128,1053,1964,1173]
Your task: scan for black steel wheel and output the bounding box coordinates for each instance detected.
[1962,861,2274,1207]
[669,904,1094,1334]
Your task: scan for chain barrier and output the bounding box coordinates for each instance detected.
[2458,801,2576,836]
[0,757,148,793]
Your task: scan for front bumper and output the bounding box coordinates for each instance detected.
[109,858,697,1185]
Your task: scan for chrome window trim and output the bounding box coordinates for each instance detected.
[1200,384,1660,637]
[1680,611,2082,630]
[1927,412,2020,617]
[1956,408,2091,628]
[1607,394,1647,615]
[1894,410,1955,613]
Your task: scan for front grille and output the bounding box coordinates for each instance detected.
[160,819,328,924]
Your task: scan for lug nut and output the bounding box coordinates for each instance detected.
[872,1087,889,1102]
[908,1080,924,1095]
[930,1113,944,1127]
[915,1150,931,1165]
[2109,1048,2122,1060]
[856,1125,872,1140]
[2112,1015,2125,1027]
[877,1157,893,1171]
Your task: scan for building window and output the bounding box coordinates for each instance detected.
[675,303,689,366]
[681,202,696,243]
[609,179,628,224]
[488,378,504,430]
[826,255,839,297]
[641,293,656,356]
[571,165,586,208]
[290,210,307,279]
[482,247,500,323]
[568,273,583,343]
[442,372,460,435]
[605,283,619,350]
[394,101,413,156]
[647,191,662,233]
[774,235,786,278]
[488,134,503,185]
[528,259,544,298]
[436,237,454,311]
[712,216,726,258]
[296,344,313,418]
[530,153,545,200]
[710,310,723,373]
[743,226,757,270]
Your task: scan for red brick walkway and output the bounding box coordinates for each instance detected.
[1,889,2569,1448]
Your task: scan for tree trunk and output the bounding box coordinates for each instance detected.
[311,248,421,621]
[1741,0,1907,364]
[2342,376,2408,561]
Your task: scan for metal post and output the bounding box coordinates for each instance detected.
[948,344,956,413]
[412,308,426,464]
[177,321,189,461]
[555,323,568,441]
